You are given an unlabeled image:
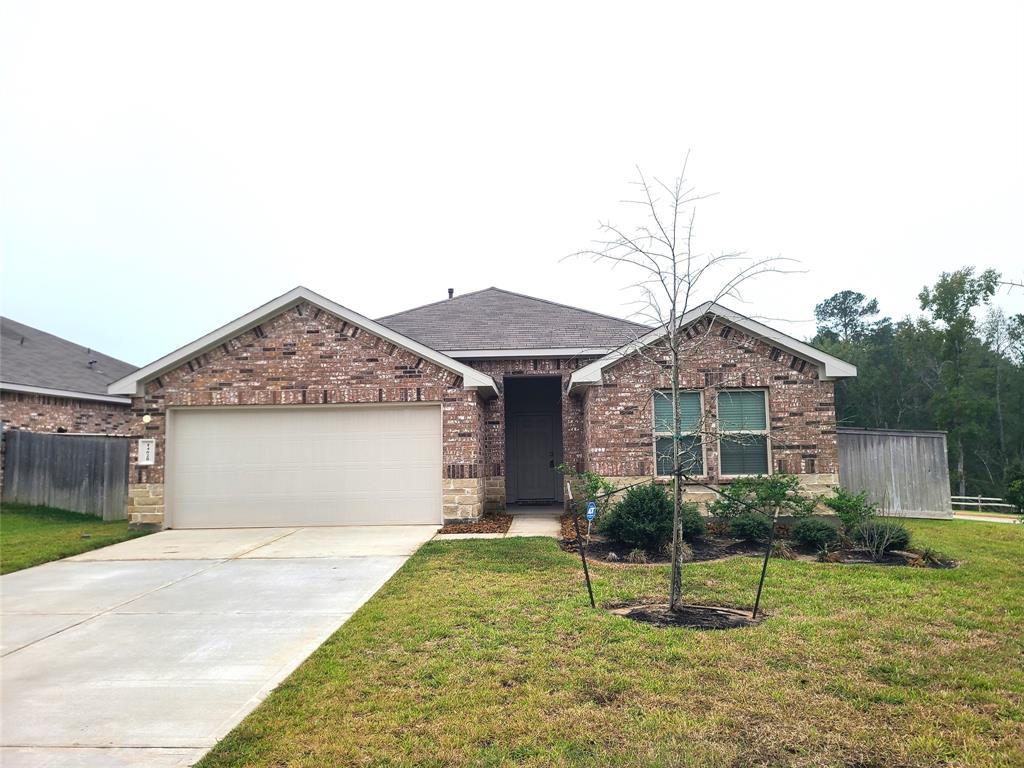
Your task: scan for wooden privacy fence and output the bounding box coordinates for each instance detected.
[837,427,952,518]
[1,431,129,520]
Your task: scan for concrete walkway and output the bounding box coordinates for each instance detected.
[436,506,562,540]
[0,525,437,768]
[953,512,1021,524]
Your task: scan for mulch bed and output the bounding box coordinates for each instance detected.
[437,513,513,535]
[608,600,763,630]
[559,514,958,568]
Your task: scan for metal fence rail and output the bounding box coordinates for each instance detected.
[1,431,129,520]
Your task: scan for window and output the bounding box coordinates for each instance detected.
[717,390,770,475]
[653,390,704,476]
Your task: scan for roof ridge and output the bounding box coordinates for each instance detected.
[376,287,497,321]
[481,287,651,328]
[377,286,650,329]
[0,316,137,369]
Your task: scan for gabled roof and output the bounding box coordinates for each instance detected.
[1,317,135,403]
[377,287,650,355]
[107,287,499,397]
[568,301,857,391]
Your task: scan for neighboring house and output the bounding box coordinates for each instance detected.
[105,286,856,528]
[0,317,136,435]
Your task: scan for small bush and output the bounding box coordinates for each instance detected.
[770,540,797,560]
[822,488,877,533]
[853,519,911,560]
[625,548,649,564]
[597,483,673,552]
[792,517,840,550]
[558,464,617,517]
[707,474,817,520]
[728,511,773,542]
[679,502,706,541]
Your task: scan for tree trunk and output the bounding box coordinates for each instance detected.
[669,328,684,611]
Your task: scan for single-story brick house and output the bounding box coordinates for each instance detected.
[103,286,856,528]
[0,317,136,435]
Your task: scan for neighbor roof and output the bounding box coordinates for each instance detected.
[107,287,499,397]
[377,287,650,355]
[1,317,136,403]
[568,301,857,390]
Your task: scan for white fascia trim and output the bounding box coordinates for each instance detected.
[448,347,612,359]
[568,301,857,391]
[107,286,499,397]
[1,381,133,405]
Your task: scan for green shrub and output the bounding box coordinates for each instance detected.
[822,488,877,533]
[707,474,817,520]
[558,464,616,516]
[853,519,911,560]
[792,517,840,550]
[679,502,706,541]
[728,511,773,542]
[597,483,673,551]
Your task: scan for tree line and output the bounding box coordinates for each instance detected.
[812,268,1024,499]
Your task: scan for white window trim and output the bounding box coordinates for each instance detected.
[716,388,773,478]
[652,389,708,480]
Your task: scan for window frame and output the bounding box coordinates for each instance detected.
[716,388,772,478]
[651,389,707,479]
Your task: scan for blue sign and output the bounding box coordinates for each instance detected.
[585,501,597,521]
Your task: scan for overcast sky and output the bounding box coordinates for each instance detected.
[2,1,1022,366]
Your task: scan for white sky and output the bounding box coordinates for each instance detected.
[2,1,1022,366]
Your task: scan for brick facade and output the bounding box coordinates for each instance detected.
[1,391,135,491]
[0,391,133,434]
[580,319,839,500]
[112,304,840,528]
[124,302,488,526]
[465,357,596,512]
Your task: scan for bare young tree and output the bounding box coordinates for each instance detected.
[572,156,794,611]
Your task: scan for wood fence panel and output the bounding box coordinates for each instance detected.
[837,427,952,518]
[1,431,129,520]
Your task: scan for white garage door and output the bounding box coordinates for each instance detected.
[167,405,442,528]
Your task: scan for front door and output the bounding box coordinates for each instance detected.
[511,413,558,502]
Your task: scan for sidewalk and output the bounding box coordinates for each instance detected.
[436,506,562,540]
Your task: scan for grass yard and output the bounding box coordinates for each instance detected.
[0,503,150,574]
[200,520,1023,768]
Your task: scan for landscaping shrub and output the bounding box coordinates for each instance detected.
[791,517,840,550]
[707,474,817,520]
[597,483,673,552]
[853,519,911,560]
[728,511,773,542]
[625,548,649,564]
[679,501,706,541]
[558,464,617,516]
[822,488,877,533]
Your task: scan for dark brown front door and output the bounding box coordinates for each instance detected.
[511,413,558,501]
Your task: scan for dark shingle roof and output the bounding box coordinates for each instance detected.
[377,288,649,352]
[0,317,137,395]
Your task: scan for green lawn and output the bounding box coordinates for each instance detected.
[0,503,150,574]
[200,521,1023,768]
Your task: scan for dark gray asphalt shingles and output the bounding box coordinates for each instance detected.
[377,288,649,351]
[0,317,137,395]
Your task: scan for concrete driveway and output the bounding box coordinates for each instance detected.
[0,525,437,768]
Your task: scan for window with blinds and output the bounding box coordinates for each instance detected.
[652,390,704,476]
[716,390,769,475]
